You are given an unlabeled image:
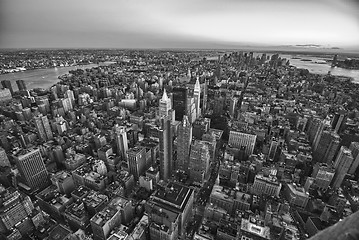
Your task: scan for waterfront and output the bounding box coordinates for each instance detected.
[281,54,359,83]
[0,62,115,90]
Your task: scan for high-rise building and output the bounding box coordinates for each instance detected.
[0,185,36,239]
[213,96,225,116]
[14,148,49,190]
[113,124,128,161]
[172,87,188,121]
[189,140,210,184]
[332,146,353,189]
[229,97,238,118]
[312,122,330,152]
[268,138,280,160]
[349,142,359,174]
[228,131,256,157]
[16,80,27,91]
[146,182,194,240]
[311,163,335,190]
[127,146,146,181]
[1,80,14,95]
[34,114,53,142]
[307,117,322,144]
[193,77,201,119]
[202,78,209,115]
[0,147,10,167]
[159,116,173,181]
[331,110,347,134]
[313,131,340,164]
[186,96,197,124]
[192,118,210,140]
[177,115,192,172]
[159,89,172,119]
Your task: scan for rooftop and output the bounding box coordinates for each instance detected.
[153,182,193,211]
[91,205,119,227]
[71,186,90,199]
[241,217,271,239]
[48,225,71,240]
[65,200,88,220]
[83,190,108,208]
[287,183,309,198]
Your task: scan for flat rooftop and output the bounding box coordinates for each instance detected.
[91,206,118,227]
[153,182,193,210]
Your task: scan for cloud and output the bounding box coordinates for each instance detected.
[1,0,358,49]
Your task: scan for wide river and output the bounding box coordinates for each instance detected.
[280,54,359,83]
[0,62,114,91]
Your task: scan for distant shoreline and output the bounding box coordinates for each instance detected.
[0,63,97,76]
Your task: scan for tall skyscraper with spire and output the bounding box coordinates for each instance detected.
[159,89,172,119]
[194,77,201,119]
[177,115,192,172]
[159,116,173,181]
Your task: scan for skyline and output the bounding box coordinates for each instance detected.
[1,0,359,50]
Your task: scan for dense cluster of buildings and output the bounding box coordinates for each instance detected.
[0,49,359,240]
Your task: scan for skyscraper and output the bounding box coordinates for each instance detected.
[313,130,340,164]
[14,148,49,190]
[202,78,208,115]
[228,131,257,157]
[0,185,36,239]
[193,77,201,119]
[332,146,353,189]
[113,124,128,161]
[34,114,53,142]
[159,116,173,181]
[331,110,347,134]
[127,146,146,181]
[1,80,14,96]
[16,80,27,91]
[172,86,188,121]
[177,115,192,172]
[311,163,335,190]
[312,121,330,152]
[189,140,210,184]
[186,96,196,124]
[159,89,172,119]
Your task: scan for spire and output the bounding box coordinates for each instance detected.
[161,88,169,101]
[195,76,200,91]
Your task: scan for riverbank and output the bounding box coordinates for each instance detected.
[0,62,115,91]
[0,61,116,75]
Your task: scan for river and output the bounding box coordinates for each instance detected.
[0,62,115,91]
[280,54,359,83]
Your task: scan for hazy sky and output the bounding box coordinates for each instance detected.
[1,0,359,49]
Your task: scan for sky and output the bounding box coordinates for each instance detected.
[0,0,359,49]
